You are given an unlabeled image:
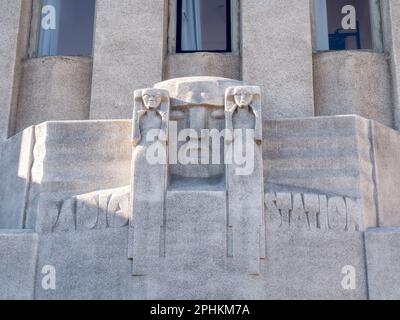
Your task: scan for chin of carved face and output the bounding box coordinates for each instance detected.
[143,94,162,110]
[234,93,252,108]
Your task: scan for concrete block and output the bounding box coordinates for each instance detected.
[165,53,240,80]
[371,121,400,227]
[366,228,400,300]
[0,230,38,300]
[153,190,228,299]
[242,0,314,119]
[15,57,93,133]
[36,186,130,234]
[0,126,35,229]
[381,0,400,130]
[264,228,368,299]
[314,51,393,128]
[264,116,372,195]
[90,0,167,119]
[35,227,136,300]
[0,0,31,140]
[264,115,378,231]
[25,120,132,229]
[264,192,370,300]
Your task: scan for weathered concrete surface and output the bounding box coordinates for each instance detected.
[2,113,400,299]
[264,231,368,299]
[31,189,371,300]
[371,121,400,227]
[165,53,240,80]
[314,51,393,128]
[0,230,38,300]
[263,191,372,300]
[381,0,400,130]
[155,77,242,179]
[129,88,170,275]
[242,0,314,119]
[0,127,35,229]
[35,186,130,234]
[35,228,135,300]
[90,0,167,120]
[225,85,264,275]
[158,190,230,299]
[366,228,400,300]
[0,0,31,140]
[264,116,377,231]
[15,57,92,133]
[24,120,132,230]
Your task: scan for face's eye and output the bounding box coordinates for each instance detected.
[235,93,250,100]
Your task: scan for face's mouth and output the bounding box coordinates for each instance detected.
[236,94,250,106]
[146,96,158,108]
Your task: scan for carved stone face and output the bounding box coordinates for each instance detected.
[142,91,162,110]
[234,89,253,108]
[154,77,244,179]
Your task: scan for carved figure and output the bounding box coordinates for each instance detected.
[129,88,170,275]
[225,86,264,275]
[225,86,262,144]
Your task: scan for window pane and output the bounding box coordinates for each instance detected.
[315,0,373,51]
[178,0,230,52]
[38,0,96,57]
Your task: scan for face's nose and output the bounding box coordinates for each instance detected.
[189,106,207,139]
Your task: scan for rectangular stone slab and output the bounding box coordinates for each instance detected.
[0,231,38,300]
[365,228,400,300]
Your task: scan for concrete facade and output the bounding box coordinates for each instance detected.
[89,0,167,120]
[15,57,92,132]
[0,0,31,140]
[1,0,400,300]
[314,51,393,128]
[242,0,315,119]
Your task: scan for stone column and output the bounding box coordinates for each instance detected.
[381,0,400,130]
[0,0,31,140]
[129,88,170,276]
[225,86,264,275]
[90,0,168,120]
[242,0,314,119]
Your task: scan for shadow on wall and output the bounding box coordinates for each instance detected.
[0,120,132,230]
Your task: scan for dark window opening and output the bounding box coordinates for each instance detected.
[38,0,96,57]
[177,0,232,53]
[315,0,373,51]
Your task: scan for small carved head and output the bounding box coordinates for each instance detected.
[233,87,253,108]
[142,89,163,110]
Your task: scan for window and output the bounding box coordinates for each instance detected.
[315,0,374,51]
[177,0,231,53]
[38,0,96,57]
